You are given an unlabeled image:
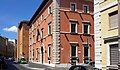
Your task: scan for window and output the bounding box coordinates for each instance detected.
[33,49,34,56]
[48,7,52,14]
[83,5,89,13]
[110,44,118,65]
[70,21,77,33]
[48,23,52,35]
[83,44,90,63]
[48,46,51,57]
[109,11,118,29]
[70,3,76,11]
[83,23,90,34]
[83,44,89,57]
[41,15,44,20]
[36,29,40,41]
[71,44,77,57]
[33,35,35,43]
[36,48,39,61]
[41,28,44,39]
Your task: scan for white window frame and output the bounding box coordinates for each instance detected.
[48,6,52,14]
[48,23,52,35]
[70,44,78,57]
[83,4,90,13]
[70,21,77,33]
[70,2,77,11]
[82,23,90,34]
[106,41,118,66]
[41,15,44,20]
[36,48,38,61]
[41,28,44,39]
[48,45,51,58]
[83,44,90,58]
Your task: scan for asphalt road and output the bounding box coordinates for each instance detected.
[2,60,68,70]
[4,60,32,70]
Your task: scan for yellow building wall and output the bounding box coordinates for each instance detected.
[100,2,118,69]
[100,0,117,7]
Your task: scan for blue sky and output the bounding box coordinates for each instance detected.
[0,0,43,41]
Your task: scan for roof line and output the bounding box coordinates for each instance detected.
[28,0,49,25]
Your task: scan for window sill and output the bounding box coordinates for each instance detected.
[70,32,78,35]
[69,10,77,13]
[108,27,118,31]
[83,33,90,36]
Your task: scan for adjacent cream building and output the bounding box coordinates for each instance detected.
[94,0,119,69]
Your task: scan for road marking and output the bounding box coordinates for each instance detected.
[20,64,45,70]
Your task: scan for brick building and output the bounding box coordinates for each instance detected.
[7,41,15,57]
[0,36,8,56]
[28,0,94,67]
[0,36,15,58]
[14,39,17,61]
[17,21,29,61]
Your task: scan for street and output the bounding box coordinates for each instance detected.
[3,60,68,70]
[4,60,34,70]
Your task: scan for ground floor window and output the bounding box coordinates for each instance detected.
[83,44,90,64]
[83,44,89,57]
[110,44,118,65]
[71,44,77,57]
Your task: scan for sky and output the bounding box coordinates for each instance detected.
[0,0,43,41]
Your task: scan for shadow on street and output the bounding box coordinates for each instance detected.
[4,60,19,70]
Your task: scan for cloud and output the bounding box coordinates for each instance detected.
[3,26,17,33]
[8,39,15,43]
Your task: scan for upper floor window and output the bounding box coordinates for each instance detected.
[41,15,44,20]
[48,22,52,35]
[48,7,52,14]
[41,28,44,39]
[70,21,77,33]
[83,23,90,34]
[70,3,76,11]
[36,29,40,41]
[83,5,89,13]
[109,10,118,29]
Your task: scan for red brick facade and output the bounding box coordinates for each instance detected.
[29,0,94,67]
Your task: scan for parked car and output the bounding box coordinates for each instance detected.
[18,58,27,64]
[69,64,94,70]
[8,57,15,61]
[0,56,7,69]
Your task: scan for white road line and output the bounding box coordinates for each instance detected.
[20,64,45,70]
